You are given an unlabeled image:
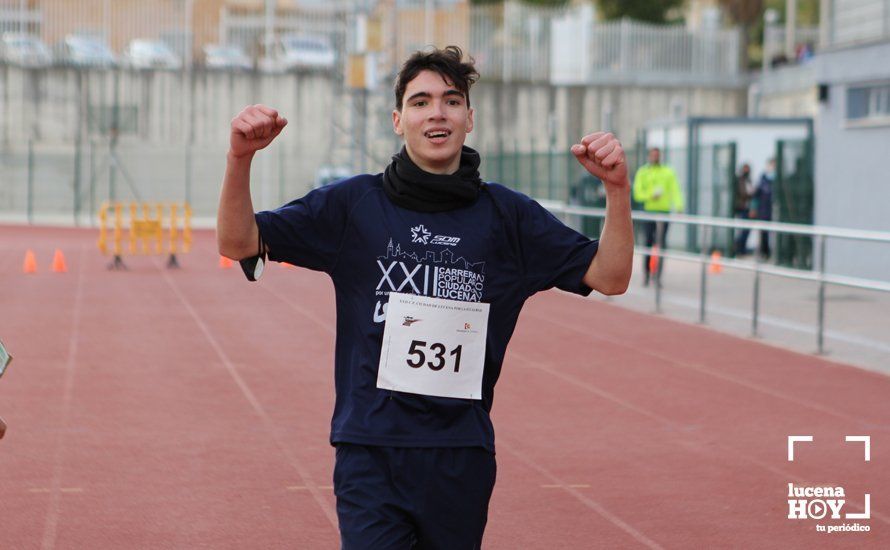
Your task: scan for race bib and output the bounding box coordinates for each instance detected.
[377,292,489,400]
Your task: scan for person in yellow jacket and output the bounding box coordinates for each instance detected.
[633,147,684,286]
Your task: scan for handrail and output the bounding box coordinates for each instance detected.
[540,201,890,356]
[543,203,890,244]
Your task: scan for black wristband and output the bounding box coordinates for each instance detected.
[239,229,266,282]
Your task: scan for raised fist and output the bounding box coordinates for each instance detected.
[229,104,288,159]
[571,132,629,190]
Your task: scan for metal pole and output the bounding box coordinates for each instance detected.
[514,138,520,193]
[90,138,96,226]
[751,241,761,336]
[819,0,831,46]
[74,125,82,226]
[361,88,368,174]
[547,110,557,200]
[424,0,434,46]
[654,221,663,314]
[184,0,195,208]
[785,0,798,60]
[278,141,285,204]
[75,69,85,226]
[498,139,504,183]
[185,144,192,205]
[264,0,275,62]
[699,225,709,324]
[548,138,555,201]
[184,0,194,70]
[816,235,827,354]
[109,69,120,202]
[103,0,111,45]
[27,137,34,224]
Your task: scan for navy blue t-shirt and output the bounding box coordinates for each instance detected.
[255,174,598,452]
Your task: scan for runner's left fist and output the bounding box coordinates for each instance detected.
[571,132,629,190]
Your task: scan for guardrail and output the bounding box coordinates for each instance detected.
[542,203,890,354]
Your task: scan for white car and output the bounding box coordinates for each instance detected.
[266,34,336,72]
[203,44,252,71]
[1,33,53,68]
[123,39,181,70]
[62,35,116,68]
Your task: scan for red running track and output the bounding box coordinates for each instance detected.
[1,225,888,549]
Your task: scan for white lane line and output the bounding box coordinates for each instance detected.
[160,269,338,530]
[499,437,664,550]
[260,279,336,335]
[508,351,889,525]
[527,308,873,426]
[41,245,87,550]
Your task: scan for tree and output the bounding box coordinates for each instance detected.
[597,0,685,24]
[716,0,764,69]
[470,0,570,6]
[751,0,821,68]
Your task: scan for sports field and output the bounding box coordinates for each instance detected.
[1,225,887,549]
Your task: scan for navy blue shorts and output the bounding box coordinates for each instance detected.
[333,444,497,550]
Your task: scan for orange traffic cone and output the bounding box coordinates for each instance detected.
[648,245,660,274]
[52,249,68,273]
[22,250,37,274]
[219,256,234,269]
[708,250,723,274]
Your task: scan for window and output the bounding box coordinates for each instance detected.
[847,83,890,123]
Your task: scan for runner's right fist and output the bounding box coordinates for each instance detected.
[229,104,287,159]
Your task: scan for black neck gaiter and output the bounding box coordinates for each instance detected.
[383,146,483,212]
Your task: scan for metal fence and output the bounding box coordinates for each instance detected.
[1,1,742,83]
[543,204,890,355]
[480,133,814,268]
[1,1,752,225]
[775,138,814,269]
[0,136,317,224]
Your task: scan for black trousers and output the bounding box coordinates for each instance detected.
[642,220,669,281]
[335,444,496,550]
[759,227,771,258]
[734,209,752,255]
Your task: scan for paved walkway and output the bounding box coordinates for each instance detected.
[599,254,890,376]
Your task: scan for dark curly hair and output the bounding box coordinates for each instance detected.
[394,45,479,110]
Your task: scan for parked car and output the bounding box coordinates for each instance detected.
[261,34,336,73]
[123,39,181,70]
[62,35,116,68]
[203,44,252,71]
[1,33,53,68]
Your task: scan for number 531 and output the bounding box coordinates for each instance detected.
[406,340,463,372]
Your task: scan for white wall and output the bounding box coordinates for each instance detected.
[814,41,890,281]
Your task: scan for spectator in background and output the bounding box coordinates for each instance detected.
[733,163,754,256]
[795,42,814,62]
[751,158,776,260]
[633,147,684,286]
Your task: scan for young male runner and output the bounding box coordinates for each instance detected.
[218,46,633,549]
